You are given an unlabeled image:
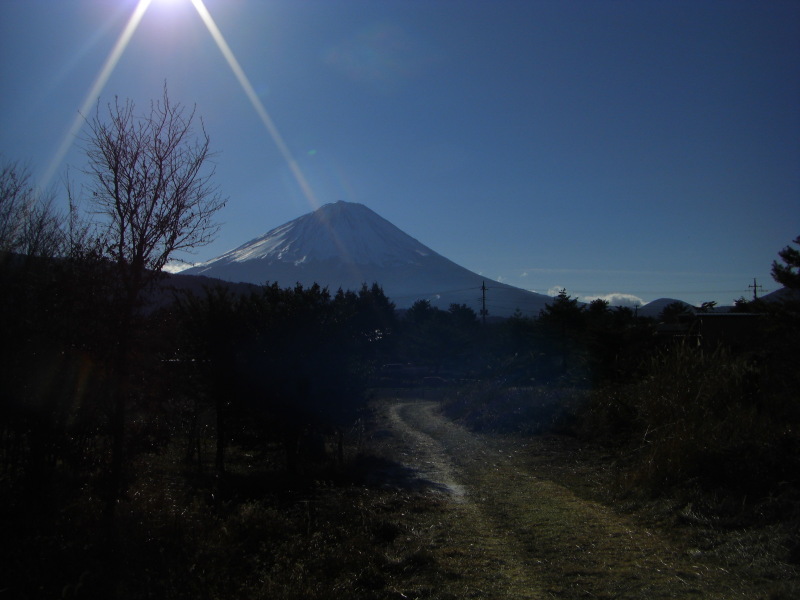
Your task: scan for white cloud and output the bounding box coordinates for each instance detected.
[163,260,194,274]
[582,293,644,308]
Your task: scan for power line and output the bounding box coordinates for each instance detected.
[540,289,764,296]
[480,280,488,325]
[374,281,773,308]
[388,286,484,301]
[748,278,764,301]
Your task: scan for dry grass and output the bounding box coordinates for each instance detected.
[5,387,799,599]
[579,344,800,517]
[373,397,800,599]
[2,425,470,600]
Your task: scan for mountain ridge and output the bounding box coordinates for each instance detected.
[200,201,434,268]
[184,201,553,317]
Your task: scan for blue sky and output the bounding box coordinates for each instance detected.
[1,0,798,307]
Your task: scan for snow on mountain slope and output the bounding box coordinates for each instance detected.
[199,201,432,267]
[185,201,551,316]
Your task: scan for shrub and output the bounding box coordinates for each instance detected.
[581,343,800,501]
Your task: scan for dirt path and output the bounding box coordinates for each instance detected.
[375,398,774,599]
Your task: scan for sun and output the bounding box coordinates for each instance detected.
[44,0,320,213]
[149,0,193,19]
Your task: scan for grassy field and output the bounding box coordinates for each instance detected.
[4,387,799,599]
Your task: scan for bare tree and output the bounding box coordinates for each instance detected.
[84,84,226,301]
[82,86,226,520]
[0,159,65,258]
[0,160,27,251]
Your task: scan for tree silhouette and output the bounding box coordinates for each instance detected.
[84,86,226,294]
[82,85,226,518]
[0,159,65,258]
[658,301,694,324]
[538,289,584,333]
[772,235,800,290]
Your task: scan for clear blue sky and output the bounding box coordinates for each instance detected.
[1,0,798,307]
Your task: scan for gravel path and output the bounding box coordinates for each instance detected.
[378,399,773,599]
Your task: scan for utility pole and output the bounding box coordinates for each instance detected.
[480,281,488,325]
[748,277,764,301]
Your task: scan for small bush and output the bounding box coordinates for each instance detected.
[581,343,800,505]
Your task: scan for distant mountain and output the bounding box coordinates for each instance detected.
[636,289,800,319]
[761,286,800,304]
[637,298,695,319]
[184,201,551,317]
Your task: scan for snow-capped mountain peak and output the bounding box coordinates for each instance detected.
[200,201,434,269]
[185,201,552,316]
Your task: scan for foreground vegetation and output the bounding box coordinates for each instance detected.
[2,124,799,596]
[3,249,797,597]
[3,429,460,599]
[440,299,800,588]
[443,335,800,518]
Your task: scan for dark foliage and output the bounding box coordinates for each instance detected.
[4,228,799,597]
[174,281,396,474]
[1,252,401,597]
[772,235,800,290]
[437,277,800,526]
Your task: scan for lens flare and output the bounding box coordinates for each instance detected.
[44,0,320,217]
[42,0,153,190]
[189,0,320,211]
[186,0,355,272]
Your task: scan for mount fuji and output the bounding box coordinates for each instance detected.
[183,201,551,317]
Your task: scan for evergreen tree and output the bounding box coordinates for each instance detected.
[538,289,584,333]
[658,301,694,324]
[772,235,800,290]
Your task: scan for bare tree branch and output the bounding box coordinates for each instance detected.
[0,158,66,257]
[80,85,227,520]
[83,85,227,297]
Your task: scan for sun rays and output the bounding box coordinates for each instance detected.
[43,0,153,190]
[43,0,319,214]
[188,0,320,211]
